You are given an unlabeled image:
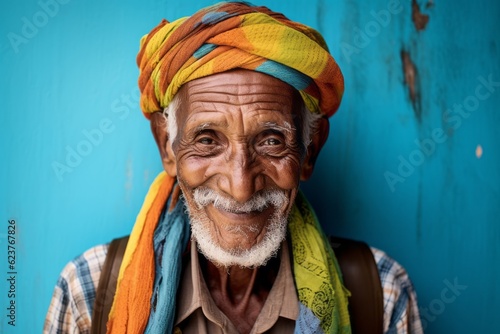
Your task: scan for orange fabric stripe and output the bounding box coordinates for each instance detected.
[107,174,175,334]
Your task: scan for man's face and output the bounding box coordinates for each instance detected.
[172,70,305,267]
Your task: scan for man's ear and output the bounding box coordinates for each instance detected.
[150,112,177,176]
[300,116,329,180]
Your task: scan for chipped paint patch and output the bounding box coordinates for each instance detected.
[401,50,422,121]
[476,145,483,158]
[412,0,430,31]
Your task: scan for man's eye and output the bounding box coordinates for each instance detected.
[198,137,214,145]
[263,138,281,146]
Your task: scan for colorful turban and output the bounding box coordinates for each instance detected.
[137,1,344,118]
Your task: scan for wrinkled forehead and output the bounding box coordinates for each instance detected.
[177,70,304,118]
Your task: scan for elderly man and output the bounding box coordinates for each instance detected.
[45,2,422,334]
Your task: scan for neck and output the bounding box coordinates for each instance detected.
[200,252,280,333]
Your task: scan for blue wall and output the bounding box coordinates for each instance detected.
[1,0,498,333]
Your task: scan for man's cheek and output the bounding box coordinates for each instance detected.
[177,160,208,188]
[268,161,302,190]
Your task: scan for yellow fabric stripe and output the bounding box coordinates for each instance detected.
[237,13,329,78]
[288,192,351,333]
[108,171,167,320]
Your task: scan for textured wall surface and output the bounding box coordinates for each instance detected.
[1,0,498,333]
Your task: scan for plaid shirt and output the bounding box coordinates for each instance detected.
[44,244,423,334]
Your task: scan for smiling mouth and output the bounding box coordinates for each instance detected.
[211,204,274,222]
[216,204,269,215]
[192,187,288,223]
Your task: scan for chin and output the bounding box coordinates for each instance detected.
[190,213,288,268]
[179,184,295,268]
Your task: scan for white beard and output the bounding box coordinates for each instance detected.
[185,187,289,268]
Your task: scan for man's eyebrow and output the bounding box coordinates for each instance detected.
[262,121,295,133]
[189,120,295,135]
[191,121,226,134]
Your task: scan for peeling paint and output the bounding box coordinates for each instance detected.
[412,0,430,31]
[476,145,483,159]
[401,50,422,121]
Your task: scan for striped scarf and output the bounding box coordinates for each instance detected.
[106,172,351,333]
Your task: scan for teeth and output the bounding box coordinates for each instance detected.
[218,205,266,215]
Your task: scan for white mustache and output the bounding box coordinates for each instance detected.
[193,187,288,214]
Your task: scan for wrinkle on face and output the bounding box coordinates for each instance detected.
[173,70,305,267]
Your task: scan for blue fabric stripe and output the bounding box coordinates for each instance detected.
[72,252,97,314]
[55,278,70,333]
[295,302,325,334]
[202,11,229,25]
[387,285,410,334]
[145,190,190,334]
[193,43,217,59]
[376,251,394,282]
[255,60,311,91]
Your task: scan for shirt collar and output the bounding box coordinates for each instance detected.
[175,240,299,326]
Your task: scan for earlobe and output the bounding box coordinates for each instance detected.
[300,116,329,180]
[150,112,177,176]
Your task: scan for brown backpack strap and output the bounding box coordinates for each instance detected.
[91,236,129,334]
[329,236,384,334]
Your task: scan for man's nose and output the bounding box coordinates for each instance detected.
[218,147,264,203]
